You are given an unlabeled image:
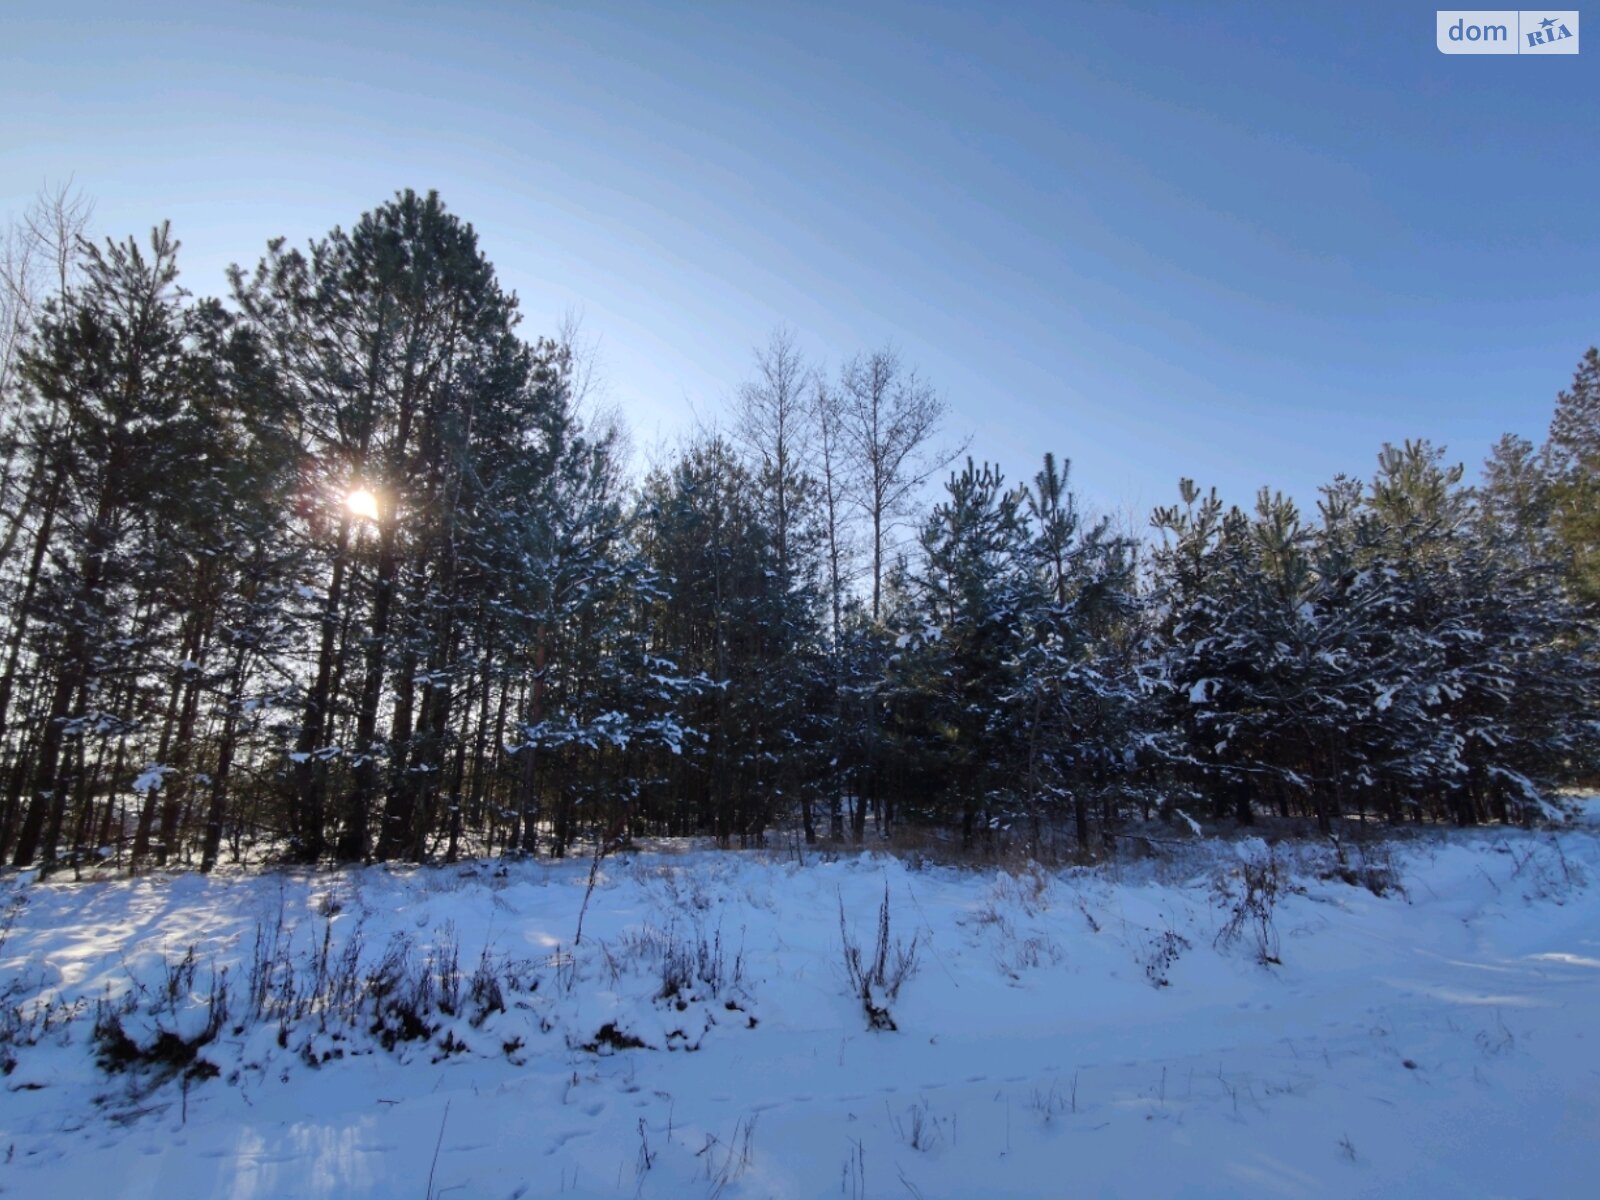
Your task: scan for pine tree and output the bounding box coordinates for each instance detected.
[234,190,540,862]
[134,297,300,867]
[1013,454,1145,853]
[636,436,791,845]
[1149,480,1233,823]
[1480,433,1552,564]
[1545,348,1600,609]
[494,341,687,858]
[890,459,1031,847]
[8,225,196,867]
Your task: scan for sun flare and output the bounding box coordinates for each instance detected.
[346,488,380,521]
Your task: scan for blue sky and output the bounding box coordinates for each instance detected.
[4,0,1595,522]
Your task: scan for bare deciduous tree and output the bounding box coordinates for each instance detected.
[733,327,813,590]
[837,347,962,621]
[0,181,94,797]
[0,179,94,505]
[810,378,855,644]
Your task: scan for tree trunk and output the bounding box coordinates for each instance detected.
[292,516,351,862]
[341,519,399,862]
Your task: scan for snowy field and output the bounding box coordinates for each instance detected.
[2,813,1599,1199]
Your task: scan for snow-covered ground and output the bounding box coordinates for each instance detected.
[3,814,1599,1199]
